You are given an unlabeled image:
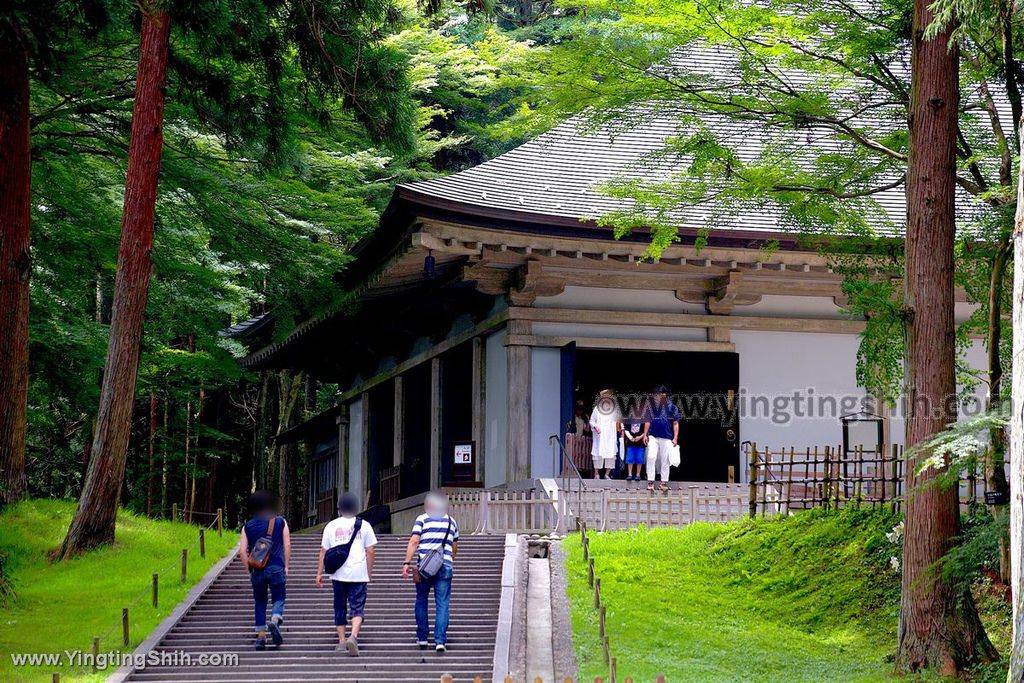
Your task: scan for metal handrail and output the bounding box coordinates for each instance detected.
[550,433,587,526]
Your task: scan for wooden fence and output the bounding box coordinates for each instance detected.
[445,484,756,535]
[448,489,569,535]
[440,677,666,682]
[747,443,1001,516]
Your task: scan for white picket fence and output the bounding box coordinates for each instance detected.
[446,484,770,535]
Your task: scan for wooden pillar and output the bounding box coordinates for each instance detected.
[430,358,442,490]
[506,321,532,482]
[336,408,348,496]
[360,392,370,504]
[472,337,486,483]
[393,375,405,468]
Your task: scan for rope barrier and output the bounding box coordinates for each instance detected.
[57,516,228,677]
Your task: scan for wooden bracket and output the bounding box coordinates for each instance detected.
[706,270,760,314]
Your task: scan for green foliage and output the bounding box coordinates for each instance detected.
[565,508,904,682]
[0,499,236,682]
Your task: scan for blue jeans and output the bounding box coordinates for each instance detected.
[415,564,453,644]
[250,566,286,631]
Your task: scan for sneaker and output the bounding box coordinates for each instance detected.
[345,636,359,657]
[435,643,447,653]
[255,633,267,651]
[268,621,283,647]
[335,642,347,652]
[417,640,429,650]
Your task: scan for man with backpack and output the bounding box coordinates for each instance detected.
[239,490,290,650]
[316,492,378,656]
[401,492,459,653]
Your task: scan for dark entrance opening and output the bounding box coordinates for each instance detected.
[402,363,432,499]
[366,380,394,505]
[571,350,739,482]
[440,344,474,486]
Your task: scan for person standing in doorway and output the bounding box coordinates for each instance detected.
[590,389,620,479]
[620,418,646,481]
[643,385,680,492]
[316,492,377,656]
[239,490,290,650]
[402,492,460,653]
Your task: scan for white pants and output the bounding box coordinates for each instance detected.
[646,437,673,482]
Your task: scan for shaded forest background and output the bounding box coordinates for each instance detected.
[20,0,574,526]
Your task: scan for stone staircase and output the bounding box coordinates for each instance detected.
[123,533,507,682]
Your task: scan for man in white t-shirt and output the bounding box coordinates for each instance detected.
[316,492,377,656]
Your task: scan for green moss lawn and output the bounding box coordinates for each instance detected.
[566,508,1009,683]
[0,499,237,682]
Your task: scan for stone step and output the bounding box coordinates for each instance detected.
[124,534,506,682]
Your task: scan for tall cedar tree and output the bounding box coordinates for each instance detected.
[0,20,31,506]
[895,0,995,672]
[58,5,171,556]
[1010,115,1024,683]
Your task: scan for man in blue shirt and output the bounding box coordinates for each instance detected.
[401,492,459,653]
[239,490,291,650]
[643,385,680,491]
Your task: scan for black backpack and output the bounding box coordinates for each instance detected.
[323,518,364,574]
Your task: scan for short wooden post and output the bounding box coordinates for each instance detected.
[199,528,206,558]
[180,548,188,582]
[152,573,159,608]
[610,655,617,683]
[52,673,59,683]
[583,534,589,561]
[122,607,130,646]
[748,443,758,518]
[588,558,595,588]
[216,508,223,536]
[171,502,177,521]
[602,635,610,665]
[599,604,607,637]
[594,577,601,609]
[91,636,100,672]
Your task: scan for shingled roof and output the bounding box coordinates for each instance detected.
[397,45,995,238]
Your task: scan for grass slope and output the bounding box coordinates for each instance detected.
[566,508,907,683]
[0,499,237,682]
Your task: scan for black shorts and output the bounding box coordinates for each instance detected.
[331,580,367,626]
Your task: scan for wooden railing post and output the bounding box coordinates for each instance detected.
[199,528,206,558]
[594,577,601,609]
[748,443,758,518]
[122,607,130,647]
[479,490,490,535]
[171,502,177,522]
[180,548,188,582]
[91,637,99,673]
[152,573,158,608]
[216,508,223,536]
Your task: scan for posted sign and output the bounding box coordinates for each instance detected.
[453,442,473,465]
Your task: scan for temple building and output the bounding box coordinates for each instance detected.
[242,111,987,529]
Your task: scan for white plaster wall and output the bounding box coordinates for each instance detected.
[732,330,871,458]
[535,285,706,313]
[530,347,562,478]
[347,396,364,507]
[484,328,509,487]
[733,295,849,319]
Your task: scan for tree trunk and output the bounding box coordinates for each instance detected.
[0,25,31,507]
[984,238,1011,583]
[146,393,156,516]
[1007,127,1024,683]
[57,7,171,557]
[160,398,168,516]
[895,0,996,672]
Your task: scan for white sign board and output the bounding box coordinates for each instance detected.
[453,443,473,465]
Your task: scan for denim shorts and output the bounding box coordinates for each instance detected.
[625,446,646,465]
[332,580,367,626]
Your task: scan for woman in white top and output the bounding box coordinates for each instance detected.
[589,389,620,479]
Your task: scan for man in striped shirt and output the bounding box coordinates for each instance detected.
[402,492,459,652]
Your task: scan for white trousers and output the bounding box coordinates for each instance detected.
[645,437,673,482]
